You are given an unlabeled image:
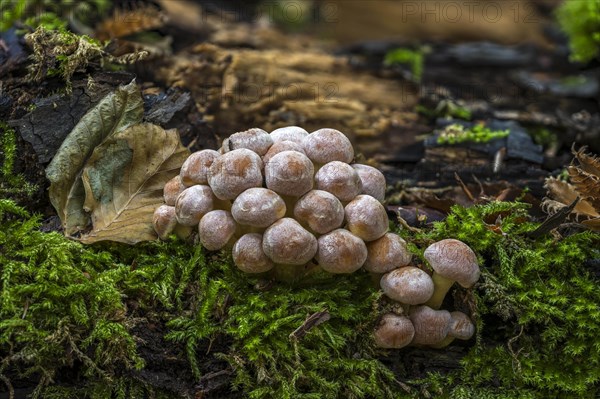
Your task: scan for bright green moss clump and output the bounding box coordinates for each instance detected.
[2,198,599,398]
[400,201,600,398]
[556,0,600,63]
[436,123,509,145]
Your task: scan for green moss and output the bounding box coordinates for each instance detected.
[436,123,509,145]
[2,197,599,398]
[384,48,424,82]
[556,0,600,63]
[0,0,111,32]
[398,201,600,397]
[0,123,37,198]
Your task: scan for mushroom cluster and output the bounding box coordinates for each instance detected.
[153,126,397,278]
[373,238,480,349]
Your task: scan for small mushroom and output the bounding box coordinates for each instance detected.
[316,229,367,274]
[208,149,263,200]
[423,239,480,309]
[164,175,185,206]
[352,164,386,202]
[233,233,275,273]
[153,205,177,239]
[270,126,309,144]
[344,195,389,241]
[262,218,318,265]
[380,267,434,305]
[363,233,412,273]
[199,210,237,251]
[373,313,415,349]
[262,140,306,165]
[430,311,476,348]
[409,305,452,346]
[314,161,363,202]
[293,190,344,234]
[180,149,220,186]
[231,187,286,228]
[174,185,215,226]
[221,128,273,156]
[303,128,354,165]
[265,151,314,197]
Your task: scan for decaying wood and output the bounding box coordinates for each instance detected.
[152,43,417,157]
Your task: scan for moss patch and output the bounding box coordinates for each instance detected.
[1,199,599,398]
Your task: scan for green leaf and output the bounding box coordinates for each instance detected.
[45,80,143,235]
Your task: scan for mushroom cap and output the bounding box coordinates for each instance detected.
[164,175,185,206]
[174,185,215,226]
[314,161,363,202]
[380,267,434,305]
[270,126,309,144]
[373,313,415,349]
[293,190,345,234]
[231,187,286,228]
[180,149,220,186]
[423,239,480,288]
[208,149,263,200]
[199,210,237,251]
[448,311,475,340]
[233,233,275,273]
[344,195,389,241]
[303,128,354,164]
[263,218,318,265]
[221,128,273,156]
[409,305,452,346]
[153,205,177,240]
[352,164,386,202]
[363,233,412,273]
[262,140,306,165]
[265,151,314,197]
[316,229,368,274]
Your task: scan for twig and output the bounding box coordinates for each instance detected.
[289,311,331,341]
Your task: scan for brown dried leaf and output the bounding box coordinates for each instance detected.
[568,166,600,209]
[572,146,600,177]
[78,123,190,244]
[543,177,600,224]
[95,6,167,41]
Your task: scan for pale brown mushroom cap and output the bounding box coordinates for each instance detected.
[180,149,220,186]
[352,164,387,202]
[270,126,309,144]
[344,195,389,241]
[316,229,367,274]
[409,305,452,345]
[448,311,475,340]
[174,185,215,226]
[221,128,273,156]
[363,233,412,273]
[265,151,314,197]
[423,239,480,288]
[373,313,415,349]
[293,190,345,234]
[263,218,318,265]
[199,210,237,251]
[164,175,185,206]
[262,140,306,165]
[231,187,286,228]
[208,149,263,200]
[380,266,434,305]
[314,161,363,202]
[233,233,275,273]
[153,205,177,240]
[303,128,354,164]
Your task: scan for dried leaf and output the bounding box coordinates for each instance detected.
[572,146,600,177]
[568,166,600,209]
[46,80,143,235]
[544,178,599,218]
[79,124,189,244]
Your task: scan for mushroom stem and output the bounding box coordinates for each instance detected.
[424,272,454,309]
[271,264,305,283]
